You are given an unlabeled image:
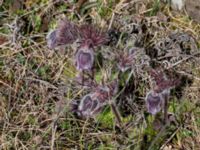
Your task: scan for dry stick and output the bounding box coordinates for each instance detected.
[0,79,16,92]
[108,12,115,30]
[51,123,57,150]
[177,71,200,81]
[79,118,89,150]
[25,77,58,89]
[168,52,200,69]
[159,127,180,150]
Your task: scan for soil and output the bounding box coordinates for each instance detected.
[185,0,200,23]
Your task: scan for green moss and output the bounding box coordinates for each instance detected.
[98,144,114,150]
[94,71,102,83]
[16,53,26,65]
[96,106,114,128]
[18,131,32,141]
[60,121,70,130]
[32,15,42,32]
[37,65,50,78]
[27,115,37,125]
[62,62,77,78]
[96,0,113,18]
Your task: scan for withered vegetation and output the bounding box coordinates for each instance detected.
[0,0,200,149]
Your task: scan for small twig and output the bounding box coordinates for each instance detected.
[25,77,58,89]
[177,71,200,81]
[108,12,115,30]
[148,124,168,150]
[0,79,16,93]
[51,124,57,150]
[160,127,180,150]
[79,118,89,150]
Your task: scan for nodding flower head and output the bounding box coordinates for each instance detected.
[75,45,94,71]
[46,20,79,49]
[70,80,118,118]
[146,69,180,115]
[117,52,135,72]
[79,24,109,47]
[145,90,165,115]
[76,94,103,118]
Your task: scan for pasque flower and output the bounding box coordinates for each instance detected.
[75,24,108,71]
[145,89,170,115]
[70,80,118,118]
[47,20,108,72]
[77,94,100,117]
[75,40,94,71]
[46,20,79,49]
[145,69,179,115]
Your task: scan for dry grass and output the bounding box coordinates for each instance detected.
[0,0,200,149]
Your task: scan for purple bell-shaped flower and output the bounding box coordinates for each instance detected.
[145,91,164,115]
[75,43,94,71]
[77,94,103,118]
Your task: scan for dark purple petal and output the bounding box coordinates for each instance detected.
[75,47,94,71]
[90,99,104,115]
[91,99,99,111]
[46,30,57,49]
[145,91,163,115]
[79,94,93,112]
[77,94,104,118]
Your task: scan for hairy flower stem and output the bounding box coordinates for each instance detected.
[110,103,122,126]
[82,70,85,86]
[163,95,169,124]
[110,103,127,136]
[86,68,95,81]
[92,68,94,80]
